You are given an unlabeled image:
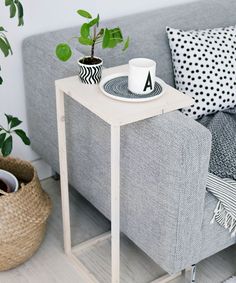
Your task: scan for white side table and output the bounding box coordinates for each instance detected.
[55,64,193,283]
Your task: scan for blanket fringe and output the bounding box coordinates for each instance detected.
[210,201,222,224]
[210,201,236,238]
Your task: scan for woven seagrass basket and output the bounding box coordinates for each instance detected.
[0,156,52,271]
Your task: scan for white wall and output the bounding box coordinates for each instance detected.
[0,0,196,162]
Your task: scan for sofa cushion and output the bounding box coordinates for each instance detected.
[166,25,236,119]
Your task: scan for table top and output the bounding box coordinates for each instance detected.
[55,64,193,126]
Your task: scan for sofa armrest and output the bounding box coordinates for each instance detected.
[121,111,212,274]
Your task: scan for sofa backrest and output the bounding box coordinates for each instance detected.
[24,0,236,86]
[77,0,236,86]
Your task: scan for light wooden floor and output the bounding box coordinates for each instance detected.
[0,178,235,283]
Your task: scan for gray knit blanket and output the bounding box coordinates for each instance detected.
[198,107,236,235]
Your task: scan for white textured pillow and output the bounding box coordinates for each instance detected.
[166,26,236,119]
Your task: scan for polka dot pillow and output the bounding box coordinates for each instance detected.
[166,26,236,119]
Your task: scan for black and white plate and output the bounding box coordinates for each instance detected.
[99,73,166,102]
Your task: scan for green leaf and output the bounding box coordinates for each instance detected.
[14,129,30,145]
[88,15,99,28]
[122,37,130,51]
[78,37,93,46]
[102,27,126,49]
[18,17,24,26]
[110,27,123,45]
[10,116,22,128]
[0,27,6,32]
[102,28,110,48]
[0,38,10,57]
[111,27,123,39]
[3,36,13,55]
[16,1,24,18]
[77,9,92,19]
[99,28,104,36]
[0,133,6,149]
[80,23,90,38]
[102,28,117,49]
[10,3,16,18]
[96,14,100,27]
[55,43,72,62]
[5,114,13,125]
[2,136,12,157]
[5,0,12,6]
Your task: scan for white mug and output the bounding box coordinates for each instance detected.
[0,169,19,193]
[128,58,156,95]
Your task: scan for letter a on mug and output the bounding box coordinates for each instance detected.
[143,71,153,92]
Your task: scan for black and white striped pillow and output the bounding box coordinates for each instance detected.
[166,26,236,119]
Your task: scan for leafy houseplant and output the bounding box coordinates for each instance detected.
[56,9,129,84]
[0,3,51,272]
[0,114,30,193]
[0,1,30,193]
[0,0,29,156]
[0,114,30,157]
[0,0,24,85]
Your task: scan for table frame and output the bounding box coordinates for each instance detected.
[55,73,194,283]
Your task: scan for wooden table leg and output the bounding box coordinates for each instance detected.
[111,125,121,283]
[56,88,72,255]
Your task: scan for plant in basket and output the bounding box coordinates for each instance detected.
[0,114,30,194]
[0,1,52,272]
[0,1,30,195]
[55,9,130,84]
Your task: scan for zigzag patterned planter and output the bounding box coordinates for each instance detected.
[78,57,103,84]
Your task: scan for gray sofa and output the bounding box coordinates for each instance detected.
[23,0,236,275]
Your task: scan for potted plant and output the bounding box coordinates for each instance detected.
[0,2,52,271]
[0,115,51,271]
[0,114,30,194]
[55,9,130,84]
[0,1,28,194]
